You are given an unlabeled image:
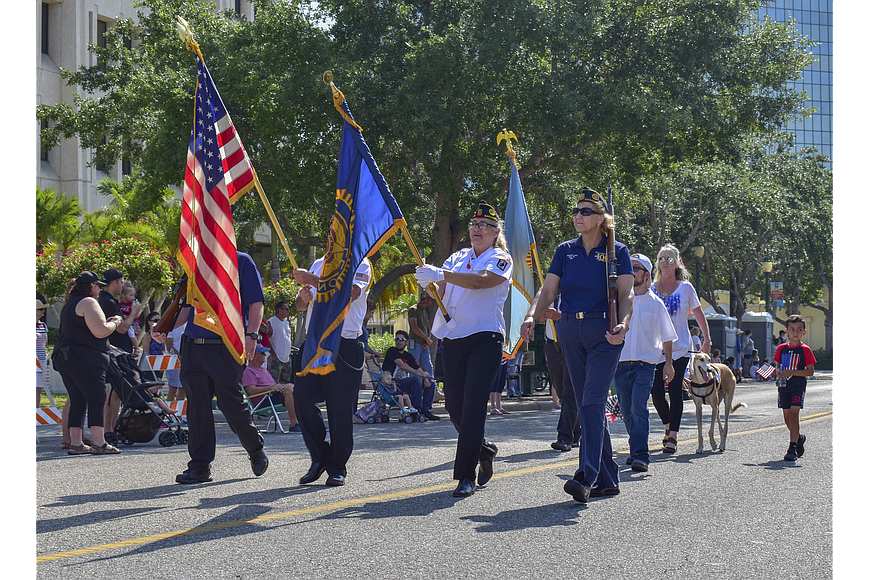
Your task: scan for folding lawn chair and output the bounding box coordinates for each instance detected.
[242,386,290,433]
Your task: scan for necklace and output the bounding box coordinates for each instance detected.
[655,278,680,298]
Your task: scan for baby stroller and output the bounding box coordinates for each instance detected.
[363,363,423,424]
[104,347,188,447]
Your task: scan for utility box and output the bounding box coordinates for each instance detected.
[692,311,738,362]
[521,323,548,395]
[739,311,775,363]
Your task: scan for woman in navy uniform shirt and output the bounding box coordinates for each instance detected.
[416,201,513,498]
[522,187,634,503]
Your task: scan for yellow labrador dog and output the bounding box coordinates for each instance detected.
[688,353,745,453]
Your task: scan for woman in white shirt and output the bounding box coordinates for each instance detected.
[649,244,711,454]
[416,202,513,498]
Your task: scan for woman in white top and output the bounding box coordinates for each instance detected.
[416,201,513,498]
[649,244,711,453]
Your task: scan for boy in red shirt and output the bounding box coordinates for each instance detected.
[773,314,817,461]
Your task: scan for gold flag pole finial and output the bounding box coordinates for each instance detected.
[322,70,363,132]
[176,16,202,59]
[322,70,340,98]
[497,128,518,159]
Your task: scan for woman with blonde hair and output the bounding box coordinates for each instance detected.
[416,201,513,498]
[522,187,634,503]
[650,244,711,453]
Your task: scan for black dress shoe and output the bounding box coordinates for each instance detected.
[325,473,346,486]
[453,478,475,497]
[250,451,269,477]
[590,483,620,497]
[176,468,212,484]
[299,462,328,484]
[421,409,440,421]
[551,440,571,452]
[477,440,498,485]
[563,478,591,503]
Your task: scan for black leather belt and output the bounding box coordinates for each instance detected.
[562,311,606,319]
[185,337,224,345]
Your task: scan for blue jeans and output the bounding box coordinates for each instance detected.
[557,317,623,489]
[614,361,656,463]
[408,343,436,411]
[395,375,425,410]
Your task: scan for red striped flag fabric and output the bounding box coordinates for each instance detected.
[756,363,775,379]
[178,55,255,364]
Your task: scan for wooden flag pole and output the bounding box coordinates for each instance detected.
[252,169,298,270]
[399,225,451,323]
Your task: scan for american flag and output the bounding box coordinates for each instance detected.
[177,55,255,364]
[756,363,775,380]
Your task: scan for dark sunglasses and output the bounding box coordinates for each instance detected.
[632,266,646,273]
[395,337,408,342]
[572,207,600,217]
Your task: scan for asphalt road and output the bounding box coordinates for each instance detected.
[35,376,836,579]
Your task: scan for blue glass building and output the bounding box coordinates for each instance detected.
[758,0,833,163]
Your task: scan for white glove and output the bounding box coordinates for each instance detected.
[415,264,445,287]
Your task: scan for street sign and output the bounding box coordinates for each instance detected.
[770,281,784,300]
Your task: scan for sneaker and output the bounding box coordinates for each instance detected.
[796,434,806,457]
[783,443,798,461]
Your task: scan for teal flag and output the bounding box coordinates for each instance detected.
[502,151,536,357]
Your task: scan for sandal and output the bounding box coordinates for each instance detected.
[498,408,510,414]
[663,437,677,453]
[90,443,122,455]
[67,444,92,455]
[490,409,503,415]
[83,436,93,446]
[61,441,71,450]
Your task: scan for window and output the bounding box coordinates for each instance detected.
[41,3,49,55]
[97,19,108,68]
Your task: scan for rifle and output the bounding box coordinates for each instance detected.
[606,184,619,331]
[154,274,188,335]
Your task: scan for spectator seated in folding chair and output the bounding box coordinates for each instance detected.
[242,345,301,433]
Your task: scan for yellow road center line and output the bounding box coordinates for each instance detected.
[38,410,832,563]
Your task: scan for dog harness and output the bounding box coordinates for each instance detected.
[690,366,722,404]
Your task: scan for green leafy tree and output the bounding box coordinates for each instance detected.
[36,186,82,255]
[619,136,832,347]
[323,0,813,269]
[37,0,814,312]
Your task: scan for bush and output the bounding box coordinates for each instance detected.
[813,348,832,370]
[367,332,395,356]
[37,238,175,302]
[262,276,302,318]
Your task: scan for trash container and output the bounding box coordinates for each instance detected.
[739,311,775,363]
[692,311,738,361]
[521,323,548,395]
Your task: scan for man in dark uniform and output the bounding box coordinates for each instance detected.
[157,252,269,484]
[292,253,372,487]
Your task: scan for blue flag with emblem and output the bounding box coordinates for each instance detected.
[299,85,406,376]
[502,143,537,358]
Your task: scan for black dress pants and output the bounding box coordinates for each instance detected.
[180,338,264,472]
[293,337,365,477]
[544,338,581,445]
[442,332,503,482]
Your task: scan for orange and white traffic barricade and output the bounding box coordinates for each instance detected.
[166,400,188,416]
[36,358,61,441]
[141,354,181,373]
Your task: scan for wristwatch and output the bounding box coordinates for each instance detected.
[245,332,260,340]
